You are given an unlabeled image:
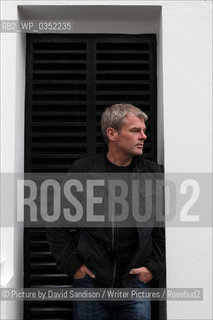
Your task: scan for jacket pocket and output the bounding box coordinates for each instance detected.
[76,230,113,284]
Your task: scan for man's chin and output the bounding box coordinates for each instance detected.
[134,149,143,155]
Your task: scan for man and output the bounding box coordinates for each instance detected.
[47,104,165,320]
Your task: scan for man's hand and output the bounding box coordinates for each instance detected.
[129,267,153,283]
[73,264,96,279]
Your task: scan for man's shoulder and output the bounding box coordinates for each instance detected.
[134,156,164,173]
[69,154,104,172]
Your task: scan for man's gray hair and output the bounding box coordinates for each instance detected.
[101,103,148,143]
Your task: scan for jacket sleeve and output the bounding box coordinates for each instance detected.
[46,161,83,277]
[143,227,166,280]
[46,227,83,276]
[143,163,166,280]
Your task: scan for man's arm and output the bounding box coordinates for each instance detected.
[46,160,84,276]
[46,227,83,276]
[129,227,165,281]
[141,163,166,280]
[143,226,165,279]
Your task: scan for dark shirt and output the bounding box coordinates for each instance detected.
[105,156,138,287]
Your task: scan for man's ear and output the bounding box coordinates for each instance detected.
[107,127,118,142]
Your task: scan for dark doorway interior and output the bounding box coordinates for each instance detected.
[24,33,166,320]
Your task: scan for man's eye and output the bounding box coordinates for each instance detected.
[131,129,146,133]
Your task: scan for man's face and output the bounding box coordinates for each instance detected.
[114,112,147,157]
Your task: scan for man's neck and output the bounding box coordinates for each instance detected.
[106,150,132,167]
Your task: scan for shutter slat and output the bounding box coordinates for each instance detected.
[33,80,87,84]
[32,122,87,126]
[32,91,87,94]
[33,70,87,74]
[96,91,150,94]
[32,154,87,159]
[96,70,150,74]
[32,143,87,147]
[32,112,87,116]
[96,80,151,84]
[32,133,87,137]
[96,60,149,63]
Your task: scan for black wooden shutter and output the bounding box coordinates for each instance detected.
[24,34,158,320]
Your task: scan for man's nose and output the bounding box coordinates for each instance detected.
[139,131,147,140]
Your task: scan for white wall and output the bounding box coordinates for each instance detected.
[1,1,212,320]
[1,2,25,319]
[162,2,212,320]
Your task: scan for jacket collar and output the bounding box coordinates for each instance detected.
[89,146,146,173]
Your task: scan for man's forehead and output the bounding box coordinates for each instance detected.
[123,112,146,126]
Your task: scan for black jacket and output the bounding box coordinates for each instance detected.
[46,153,165,287]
